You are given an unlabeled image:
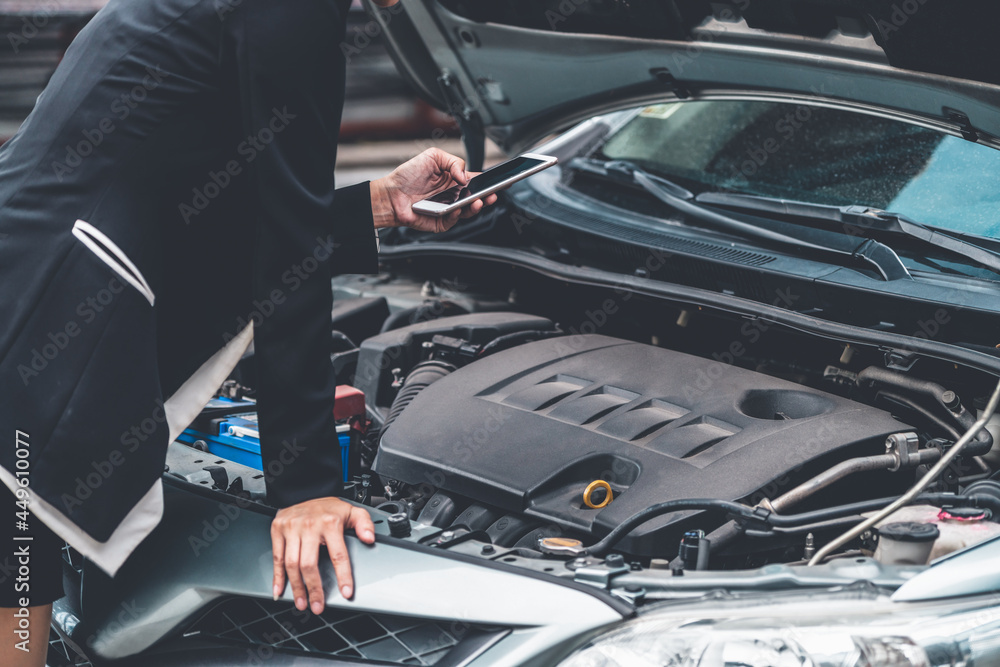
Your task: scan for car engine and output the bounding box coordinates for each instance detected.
[375,332,906,556]
[194,273,1000,571]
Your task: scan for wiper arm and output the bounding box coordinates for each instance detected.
[697,191,1000,278]
[569,157,911,281]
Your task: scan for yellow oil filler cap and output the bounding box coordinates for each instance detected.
[583,480,613,509]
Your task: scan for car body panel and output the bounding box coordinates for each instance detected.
[892,534,1000,602]
[73,446,626,662]
[370,0,1000,153]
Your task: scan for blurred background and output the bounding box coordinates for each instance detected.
[0,0,501,184]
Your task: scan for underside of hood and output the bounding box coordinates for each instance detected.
[367,0,1000,167]
[437,0,1000,86]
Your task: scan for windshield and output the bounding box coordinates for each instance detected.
[599,101,1000,240]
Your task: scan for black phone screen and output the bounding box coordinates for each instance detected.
[427,156,546,204]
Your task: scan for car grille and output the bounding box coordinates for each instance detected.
[189,597,474,665]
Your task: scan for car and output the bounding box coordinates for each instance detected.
[49,0,1000,666]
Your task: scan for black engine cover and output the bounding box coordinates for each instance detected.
[375,335,908,555]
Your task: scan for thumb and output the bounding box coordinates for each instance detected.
[430,148,467,185]
[450,162,469,186]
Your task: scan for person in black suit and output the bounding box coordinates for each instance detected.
[0,0,494,663]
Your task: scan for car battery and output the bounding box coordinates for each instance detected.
[178,387,365,482]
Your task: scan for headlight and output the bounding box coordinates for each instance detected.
[559,592,1000,667]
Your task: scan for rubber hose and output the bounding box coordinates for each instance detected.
[858,367,992,456]
[379,360,455,439]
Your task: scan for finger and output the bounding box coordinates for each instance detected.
[348,507,376,545]
[429,148,467,185]
[441,209,463,231]
[270,523,286,601]
[324,527,355,600]
[407,213,441,233]
[299,532,325,615]
[458,192,499,219]
[284,537,308,612]
[459,199,485,219]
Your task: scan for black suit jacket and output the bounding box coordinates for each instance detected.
[0,0,377,574]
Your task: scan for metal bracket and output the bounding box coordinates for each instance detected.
[885,431,920,471]
[882,348,920,372]
[574,562,631,589]
[438,70,486,171]
[943,107,979,142]
[611,585,646,605]
[650,67,691,99]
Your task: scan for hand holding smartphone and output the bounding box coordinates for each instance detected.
[411,153,558,217]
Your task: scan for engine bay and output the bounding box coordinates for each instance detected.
[188,266,1000,574]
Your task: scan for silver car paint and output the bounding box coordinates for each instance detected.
[75,446,625,664]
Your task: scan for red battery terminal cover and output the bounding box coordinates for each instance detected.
[334,385,368,433]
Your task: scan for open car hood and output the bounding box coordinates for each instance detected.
[366,0,1000,167]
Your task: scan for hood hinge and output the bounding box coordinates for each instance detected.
[438,70,487,171]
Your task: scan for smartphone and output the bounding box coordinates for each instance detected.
[411,152,558,217]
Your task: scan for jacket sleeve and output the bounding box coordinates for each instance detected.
[228,0,377,508]
[329,181,380,276]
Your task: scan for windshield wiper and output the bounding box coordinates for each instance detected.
[696,190,1000,279]
[569,157,912,281]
